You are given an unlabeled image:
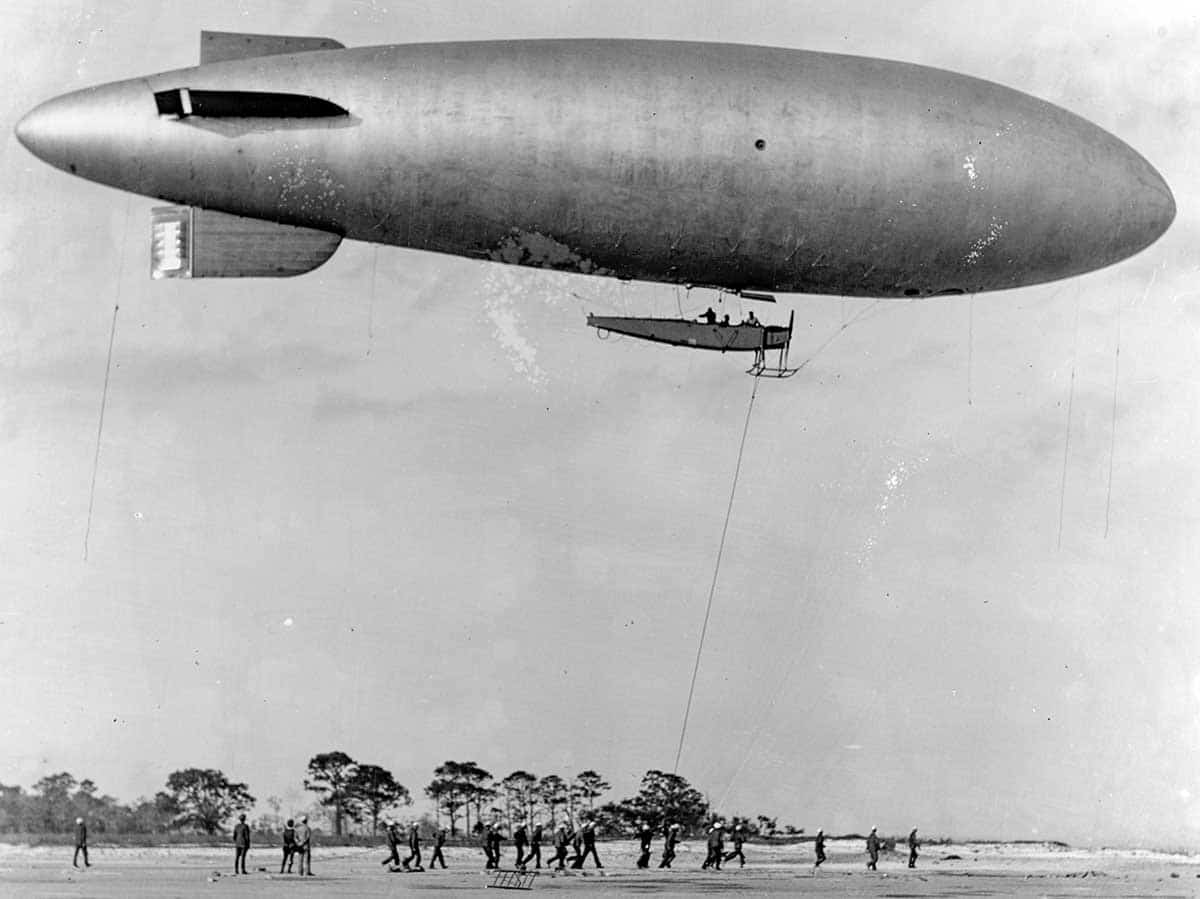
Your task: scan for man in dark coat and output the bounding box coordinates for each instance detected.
[701,820,725,870]
[281,818,297,873]
[576,818,602,868]
[73,817,90,868]
[481,823,496,869]
[550,823,569,870]
[403,821,423,871]
[813,828,826,869]
[658,822,679,868]
[866,826,881,870]
[513,821,529,869]
[527,820,543,869]
[232,813,250,874]
[381,819,401,868]
[636,819,653,868]
[488,821,504,868]
[723,821,746,867]
[907,828,919,869]
[429,827,447,869]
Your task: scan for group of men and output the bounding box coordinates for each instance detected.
[855,826,920,872]
[380,818,447,871]
[484,816,601,871]
[229,813,313,876]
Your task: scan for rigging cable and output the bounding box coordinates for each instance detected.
[83,197,133,562]
[1056,286,1082,551]
[673,374,760,774]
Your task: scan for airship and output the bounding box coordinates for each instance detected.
[15,32,1174,300]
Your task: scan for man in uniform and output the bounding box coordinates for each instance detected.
[403,820,423,871]
[813,829,826,870]
[701,820,725,870]
[429,827,448,869]
[550,822,570,870]
[658,822,679,868]
[527,820,543,869]
[907,828,919,869]
[723,820,746,867]
[569,820,584,868]
[381,819,401,868]
[577,817,602,868]
[636,819,653,868]
[481,822,496,869]
[513,820,529,869]
[489,820,504,869]
[73,817,90,868]
[281,818,297,873]
[295,815,313,876]
[232,813,250,875]
[866,826,881,871]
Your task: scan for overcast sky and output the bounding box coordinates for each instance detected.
[2,0,1197,848]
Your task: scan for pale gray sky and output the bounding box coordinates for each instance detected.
[1,0,1197,847]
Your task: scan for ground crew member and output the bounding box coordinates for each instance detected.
[576,817,602,868]
[701,820,725,869]
[489,821,504,868]
[73,817,89,868]
[430,827,447,869]
[814,829,826,869]
[513,820,529,869]
[381,819,401,868]
[550,823,569,870]
[636,819,653,868]
[569,821,584,867]
[866,826,881,870]
[527,820,543,869]
[659,822,679,868]
[233,813,250,875]
[907,828,919,868]
[723,821,746,867]
[295,815,313,876]
[281,818,297,873]
[403,821,423,871]
[481,823,496,868]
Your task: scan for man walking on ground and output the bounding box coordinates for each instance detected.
[489,821,504,869]
[723,821,746,867]
[513,820,529,870]
[636,819,653,868]
[659,822,679,868]
[281,818,297,873]
[576,817,603,868]
[232,813,250,875]
[295,815,314,876]
[481,823,496,869]
[907,828,919,869]
[381,819,401,869]
[527,820,543,869]
[814,829,826,870]
[701,820,725,870]
[403,821,423,871]
[866,826,881,871]
[73,817,90,868]
[429,827,448,869]
[550,823,569,870]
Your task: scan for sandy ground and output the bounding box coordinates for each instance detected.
[3,839,1200,897]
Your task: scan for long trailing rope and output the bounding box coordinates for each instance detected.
[83,197,133,561]
[1056,286,1082,551]
[673,374,760,774]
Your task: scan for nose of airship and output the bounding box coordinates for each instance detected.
[15,79,151,185]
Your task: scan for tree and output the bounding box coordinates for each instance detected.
[500,771,538,831]
[624,770,708,832]
[537,775,568,826]
[453,762,494,836]
[572,770,610,813]
[425,774,463,835]
[32,773,77,832]
[348,764,410,836]
[755,814,778,836]
[129,792,179,834]
[165,769,255,834]
[304,752,358,837]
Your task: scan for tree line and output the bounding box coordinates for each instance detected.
[1,753,799,839]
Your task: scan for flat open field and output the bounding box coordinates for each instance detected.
[3,839,1199,897]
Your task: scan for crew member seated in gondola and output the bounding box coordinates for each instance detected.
[744,310,759,326]
[721,314,731,325]
[701,307,717,324]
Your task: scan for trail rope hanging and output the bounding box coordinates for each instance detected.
[673,375,760,773]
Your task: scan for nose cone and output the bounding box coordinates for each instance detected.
[15,79,151,185]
